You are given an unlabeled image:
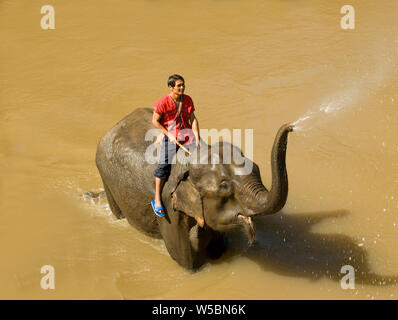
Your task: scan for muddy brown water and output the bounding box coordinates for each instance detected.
[1,0,398,299]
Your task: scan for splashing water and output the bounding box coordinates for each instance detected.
[292,35,398,132]
[292,86,361,132]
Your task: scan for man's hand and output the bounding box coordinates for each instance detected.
[167,133,177,144]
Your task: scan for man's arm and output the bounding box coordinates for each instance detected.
[190,112,201,147]
[152,111,177,143]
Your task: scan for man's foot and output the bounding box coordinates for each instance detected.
[151,200,165,217]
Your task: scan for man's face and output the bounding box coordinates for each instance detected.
[169,79,185,96]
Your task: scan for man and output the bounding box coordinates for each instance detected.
[151,74,201,216]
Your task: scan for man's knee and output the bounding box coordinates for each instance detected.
[154,164,171,181]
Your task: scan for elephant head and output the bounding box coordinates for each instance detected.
[167,123,294,245]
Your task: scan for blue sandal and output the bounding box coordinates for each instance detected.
[151,200,165,217]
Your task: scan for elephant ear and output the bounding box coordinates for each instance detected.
[171,176,204,228]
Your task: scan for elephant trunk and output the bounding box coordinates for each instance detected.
[238,123,293,216]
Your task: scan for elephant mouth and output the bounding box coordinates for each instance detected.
[237,214,256,244]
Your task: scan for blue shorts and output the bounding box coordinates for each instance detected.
[153,135,194,180]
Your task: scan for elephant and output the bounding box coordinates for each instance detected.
[95,108,294,270]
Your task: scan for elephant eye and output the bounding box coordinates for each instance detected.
[220,181,229,189]
[218,180,233,197]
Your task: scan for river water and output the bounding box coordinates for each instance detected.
[1,0,398,299]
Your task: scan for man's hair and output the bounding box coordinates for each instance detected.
[168,74,184,88]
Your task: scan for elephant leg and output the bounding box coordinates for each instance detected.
[189,223,212,252]
[189,224,225,260]
[159,214,208,270]
[189,224,200,252]
[103,182,124,219]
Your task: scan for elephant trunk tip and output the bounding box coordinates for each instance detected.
[283,123,295,133]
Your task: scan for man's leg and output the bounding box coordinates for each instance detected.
[154,177,166,209]
[153,136,177,213]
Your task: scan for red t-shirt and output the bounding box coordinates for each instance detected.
[153,94,195,144]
